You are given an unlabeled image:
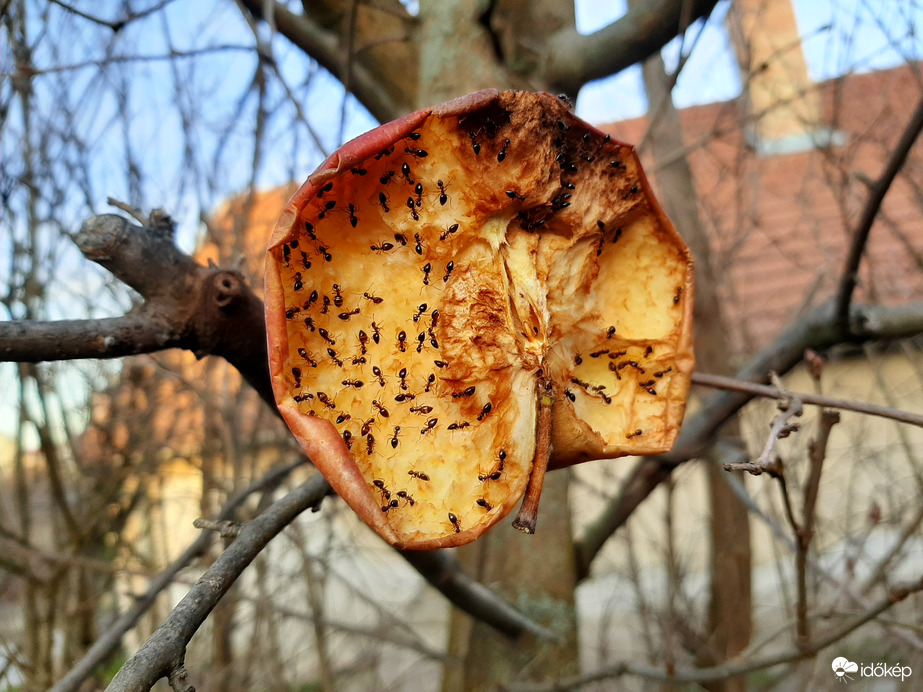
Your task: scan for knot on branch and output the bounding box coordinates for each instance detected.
[211,270,245,310]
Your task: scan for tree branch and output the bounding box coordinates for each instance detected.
[0,212,275,410]
[50,458,310,692]
[543,0,719,95]
[574,300,923,580]
[105,474,331,692]
[509,575,923,690]
[834,92,923,334]
[692,371,923,428]
[236,0,415,122]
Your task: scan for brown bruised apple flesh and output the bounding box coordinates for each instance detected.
[265,90,694,550]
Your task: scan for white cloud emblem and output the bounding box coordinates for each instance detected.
[832,657,859,683]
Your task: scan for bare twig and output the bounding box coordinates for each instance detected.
[725,373,804,475]
[192,518,242,539]
[509,575,923,690]
[834,92,923,334]
[105,474,331,692]
[692,371,923,428]
[49,458,310,692]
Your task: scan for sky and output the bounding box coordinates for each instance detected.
[1,0,921,445]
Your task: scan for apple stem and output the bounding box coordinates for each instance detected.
[512,373,554,534]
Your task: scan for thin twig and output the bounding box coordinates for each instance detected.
[834,92,923,333]
[49,458,309,692]
[508,575,923,690]
[692,371,923,428]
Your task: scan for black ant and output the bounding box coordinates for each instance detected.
[497,138,510,162]
[397,330,407,353]
[390,426,401,448]
[371,321,382,344]
[320,295,331,314]
[476,499,493,511]
[380,170,395,185]
[342,430,353,449]
[413,303,428,323]
[347,203,359,228]
[420,418,438,435]
[337,308,360,321]
[398,367,408,390]
[372,400,390,418]
[440,223,459,241]
[336,413,351,425]
[316,392,335,409]
[297,348,318,367]
[372,365,385,386]
[394,392,416,402]
[342,379,364,389]
[292,367,302,388]
[401,162,414,184]
[410,404,433,415]
[414,233,424,255]
[357,330,369,354]
[393,232,407,246]
[406,197,419,221]
[452,385,475,398]
[424,373,436,392]
[315,181,333,198]
[448,512,461,533]
[292,273,303,291]
[422,262,432,286]
[332,284,344,307]
[327,348,343,367]
[318,328,335,345]
[361,418,375,436]
[443,261,454,282]
[437,180,449,205]
[371,242,395,253]
[366,434,375,455]
[378,192,390,212]
[478,449,506,482]
[408,469,430,481]
[477,402,492,421]
[364,291,384,305]
[447,421,469,430]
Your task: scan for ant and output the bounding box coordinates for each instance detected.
[372,365,385,386]
[448,512,461,533]
[371,322,382,344]
[408,469,430,481]
[447,421,469,430]
[398,367,408,390]
[357,330,369,354]
[422,262,432,286]
[497,138,510,162]
[347,203,359,228]
[316,392,335,409]
[377,192,390,213]
[337,308,360,321]
[420,417,438,435]
[390,426,401,448]
[380,170,395,185]
[410,404,433,415]
[393,232,408,246]
[406,197,419,221]
[326,348,343,367]
[440,223,459,241]
[372,400,390,418]
[437,180,449,205]
[342,430,353,449]
[370,242,395,253]
[452,386,475,399]
[443,261,455,282]
[341,379,364,389]
[478,449,506,482]
[477,402,492,421]
[318,328,335,345]
[397,331,408,353]
[414,233,424,255]
[364,291,384,305]
[413,303,428,323]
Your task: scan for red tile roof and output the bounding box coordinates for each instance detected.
[600,63,923,355]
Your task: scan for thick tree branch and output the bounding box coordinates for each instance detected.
[543,0,719,95]
[236,0,415,122]
[401,550,559,641]
[836,92,923,335]
[834,92,923,334]
[574,300,923,580]
[0,212,275,410]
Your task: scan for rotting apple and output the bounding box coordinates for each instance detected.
[265,89,694,550]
